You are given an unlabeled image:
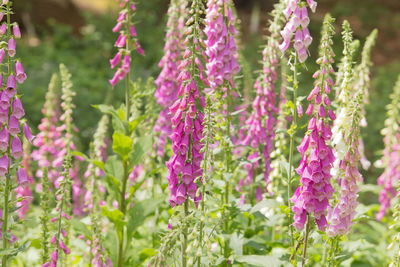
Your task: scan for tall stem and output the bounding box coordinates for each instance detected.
[197,97,212,267]
[2,3,12,266]
[302,214,311,267]
[182,199,189,267]
[223,81,232,263]
[117,6,131,267]
[287,56,298,248]
[2,175,9,267]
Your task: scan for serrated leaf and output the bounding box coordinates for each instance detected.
[105,155,124,181]
[94,104,126,134]
[101,206,125,234]
[112,132,133,161]
[234,255,286,267]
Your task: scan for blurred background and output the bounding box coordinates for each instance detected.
[13,0,400,186]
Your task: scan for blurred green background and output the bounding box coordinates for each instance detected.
[14,0,400,186]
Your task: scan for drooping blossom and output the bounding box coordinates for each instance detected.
[238,1,284,202]
[205,0,240,93]
[15,140,34,219]
[153,0,186,157]
[0,1,32,248]
[165,0,208,207]
[290,14,336,231]
[45,64,78,267]
[327,22,364,236]
[109,0,143,88]
[376,75,400,221]
[352,29,378,171]
[32,74,62,184]
[280,0,317,62]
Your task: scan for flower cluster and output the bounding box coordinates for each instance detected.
[291,14,336,231]
[239,1,284,202]
[45,157,73,267]
[166,0,208,207]
[331,21,356,178]
[109,0,144,88]
[44,64,77,267]
[32,72,83,215]
[352,29,378,171]
[32,74,64,186]
[16,140,34,219]
[83,115,109,211]
[205,0,240,92]
[280,0,317,62]
[328,93,364,236]
[376,75,400,221]
[0,1,34,251]
[84,115,112,267]
[327,22,364,236]
[153,0,186,157]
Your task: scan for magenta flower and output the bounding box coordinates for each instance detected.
[8,37,15,57]
[236,2,283,202]
[291,15,335,231]
[0,155,9,176]
[17,167,28,186]
[166,2,207,207]
[0,127,8,151]
[11,136,22,158]
[205,0,240,92]
[0,48,4,63]
[109,0,143,88]
[0,24,6,35]
[153,0,186,157]
[12,97,24,118]
[14,60,26,83]
[280,0,317,62]
[12,24,20,39]
[8,114,20,136]
[376,140,400,220]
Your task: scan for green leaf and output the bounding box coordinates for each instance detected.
[129,142,144,167]
[229,233,244,256]
[139,248,157,261]
[250,199,280,214]
[91,160,105,170]
[127,199,162,239]
[112,132,133,161]
[71,151,88,161]
[234,255,286,267]
[129,115,146,132]
[105,155,124,181]
[101,206,126,233]
[71,218,92,237]
[94,104,126,134]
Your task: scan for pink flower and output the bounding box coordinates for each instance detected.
[153,0,185,157]
[17,167,28,186]
[11,136,22,158]
[0,155,9,176]
[12,97,25,118]
[8,37,16,57]
[14,60,26,83]
[13,24,21,39]
[280,0,316,61]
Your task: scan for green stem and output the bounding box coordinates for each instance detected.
[117,5,132,267]
[197,99,212,267]
[2,3,12,266]
[117,160,128,267]
[182,199,189,267]
[223,81,232,263]
[2,175,9,267]
[287,56,298,249]
[302,214,311,267]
